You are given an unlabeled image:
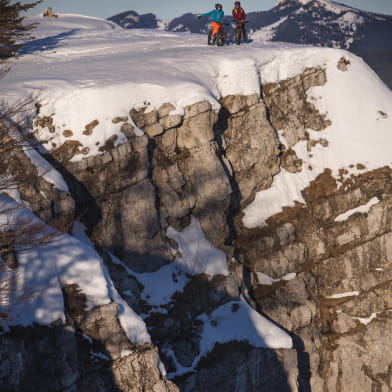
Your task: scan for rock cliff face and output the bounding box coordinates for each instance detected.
[1,62,391,392]
[0,297,178,392]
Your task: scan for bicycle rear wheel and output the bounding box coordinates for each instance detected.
[236,30,241,45]
[243,28,248,43]
[208,31,214,45]
[216,29,226,46]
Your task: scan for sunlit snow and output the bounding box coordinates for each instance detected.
[335,197,380,222]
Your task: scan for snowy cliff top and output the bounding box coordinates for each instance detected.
[2,14,388,158]
[2,13,391,221]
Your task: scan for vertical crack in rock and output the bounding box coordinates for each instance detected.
[212,103,241,246]
[219,93,281,208]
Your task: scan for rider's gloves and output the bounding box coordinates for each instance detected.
[197,15,202,19]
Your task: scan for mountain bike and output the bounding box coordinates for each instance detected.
[234,20,248,45]
[208,23,229,46]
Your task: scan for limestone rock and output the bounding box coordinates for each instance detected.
[325,316,392,392]
[176,103,216,150]
[263,67,331,147]
[177,343,299,392]
[145,122,164,137]
[281,149,303,173]
[4,68,391,391]
[130,106,158,129]
[160,114,182,131]
[220,95,280,205]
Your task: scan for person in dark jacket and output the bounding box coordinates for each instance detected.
[197,4,225,41]
[232,1,246,22]
[43,6,58,18]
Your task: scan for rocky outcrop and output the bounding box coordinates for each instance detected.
[43,90,296,389]
[242,168,392,392]
[63,100,233,271]
[3,65,391,391]
[217,93,280,206]
[144,273,242,371]
[1,131,75,230]
[177,343,299,392]
[234,66,392,391]
[0,284,177,392]
[263,67,330,139]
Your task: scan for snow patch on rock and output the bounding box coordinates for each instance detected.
[335,197,380,222]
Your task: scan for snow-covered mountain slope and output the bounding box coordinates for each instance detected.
[1,14,392,388]
[108,10,159,29]
[255,0,392,50]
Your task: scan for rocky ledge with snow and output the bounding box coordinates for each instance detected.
[1,14,391,392]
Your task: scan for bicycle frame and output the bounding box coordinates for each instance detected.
[234,20,248,44]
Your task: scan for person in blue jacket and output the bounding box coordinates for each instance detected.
[197,4,224,43]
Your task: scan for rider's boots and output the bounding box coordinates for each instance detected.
[211,34,217,44]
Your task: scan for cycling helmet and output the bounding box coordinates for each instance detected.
[234,1,241,4]
[215,3,223,10]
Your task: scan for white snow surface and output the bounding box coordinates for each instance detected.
[251,16,288,42]
[256,272,297,285]
[325,291,360,299]
[23,145,69,192]
[109,216,228,309]
[338,11,364,25]
[0,196,150,344]
[352,312,378,326]
[112,253,190,309]
[335,197,380,222]
[200,298,292,349]
[102,264,151,344]
[166,217,229,277]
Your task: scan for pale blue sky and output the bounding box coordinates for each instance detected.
[28,0,392,20]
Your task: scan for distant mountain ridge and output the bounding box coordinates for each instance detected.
[108,0,392,50]
[107,10,159,29]
[108,0,392,87]
[252,0,392,51]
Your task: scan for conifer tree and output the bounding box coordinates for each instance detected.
[0,0,41,57]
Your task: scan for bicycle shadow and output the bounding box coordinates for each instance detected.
[225,38,254,45]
